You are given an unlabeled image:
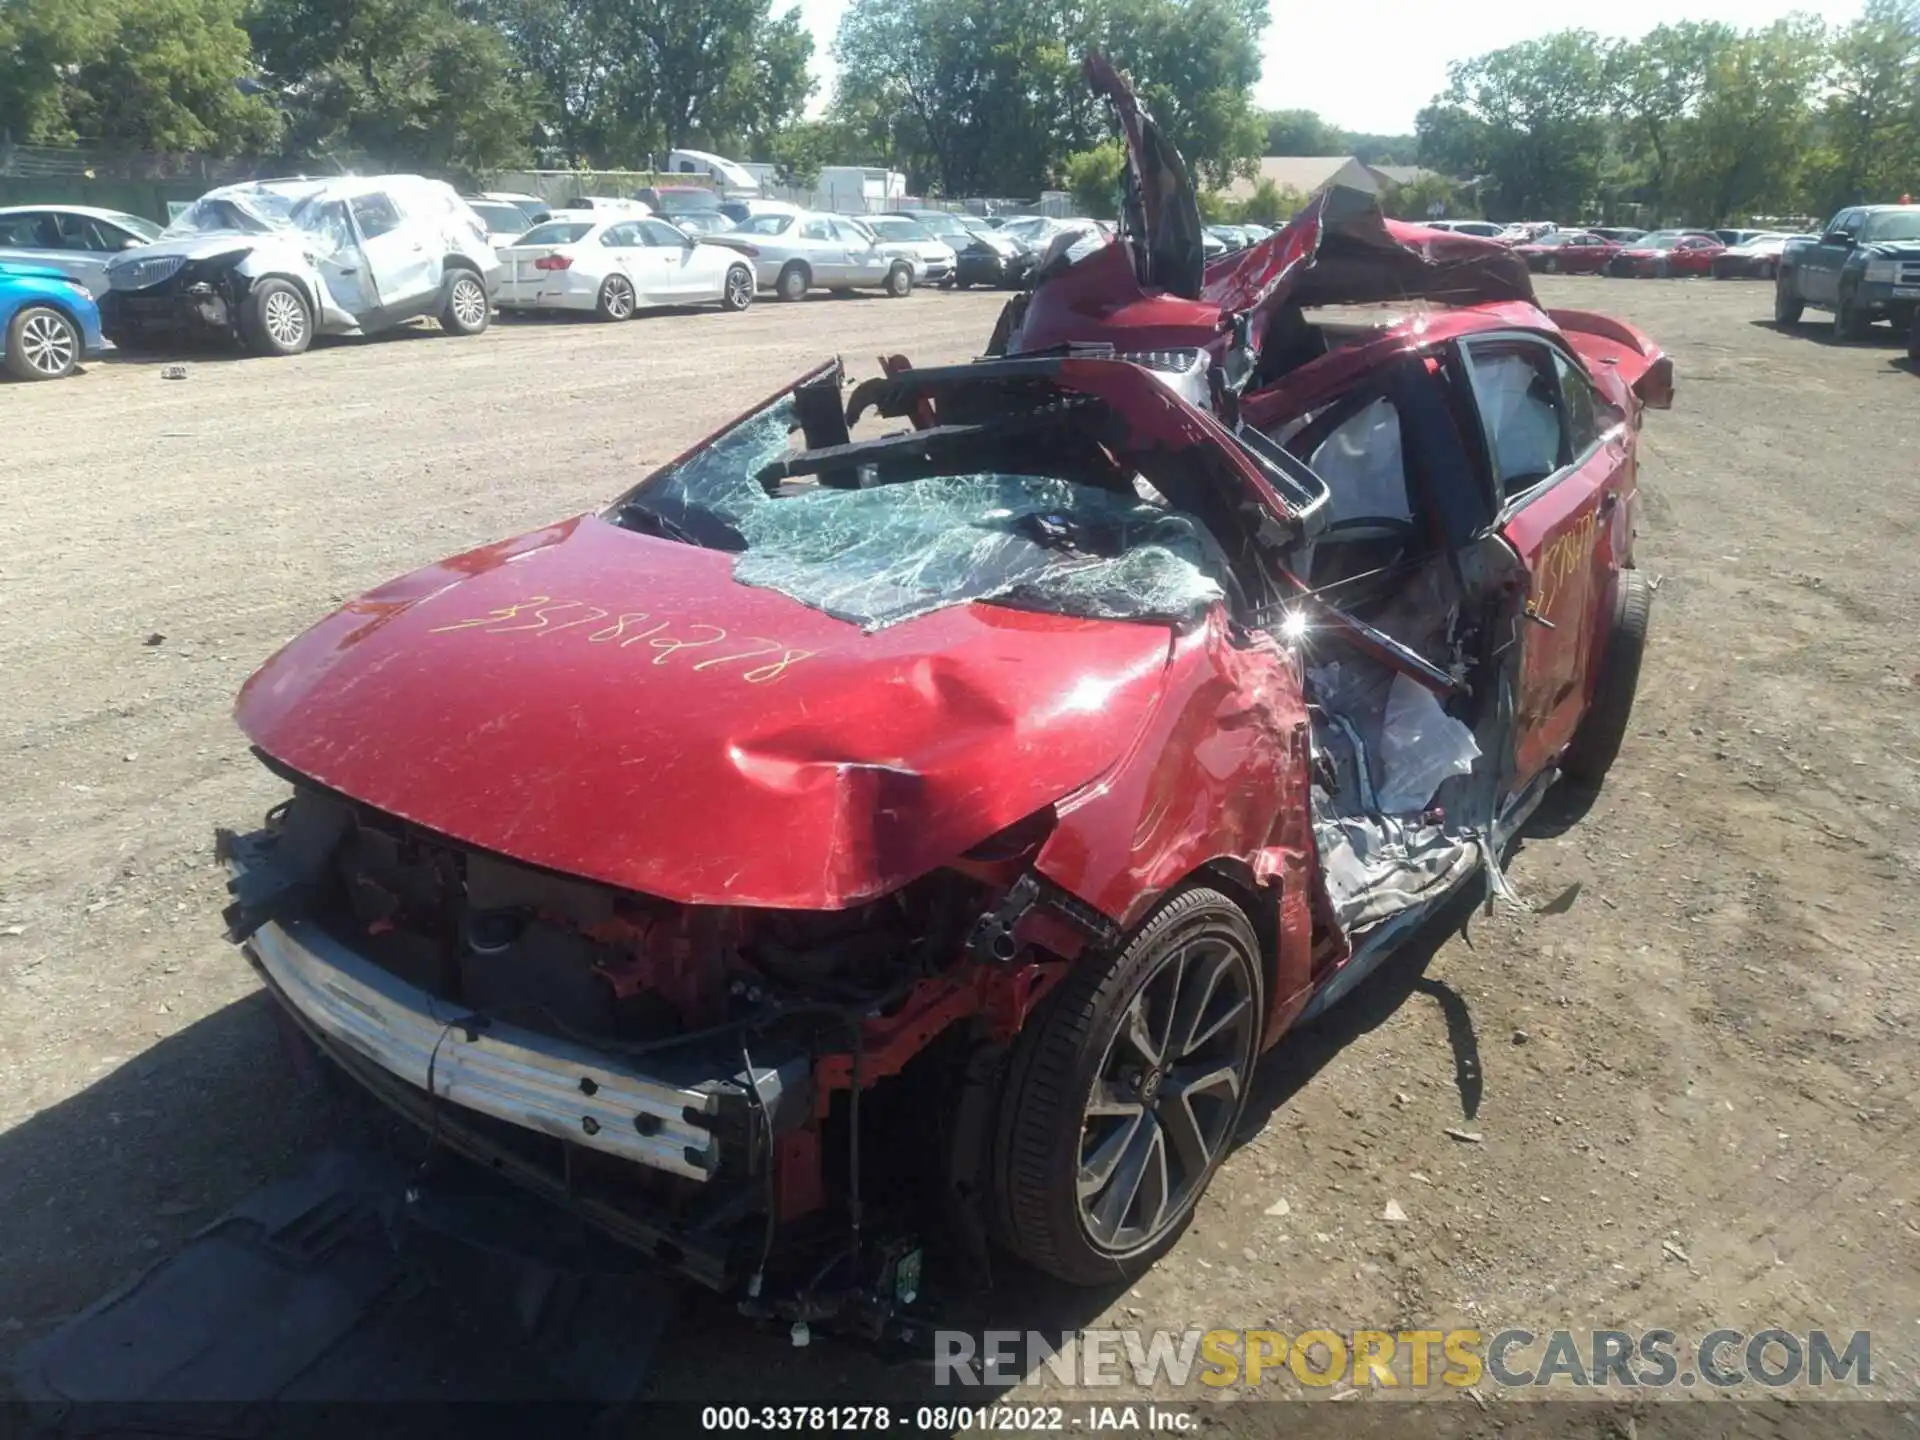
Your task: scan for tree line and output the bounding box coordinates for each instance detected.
[0,0,814,176]
[3,0,1912,218]
[0,0,1269,194]
[1414,2,1920,223]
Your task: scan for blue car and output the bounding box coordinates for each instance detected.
[0,261,102,380]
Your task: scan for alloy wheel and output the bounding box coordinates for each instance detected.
[726,268,753,309]
[451,277,488,329]
[263,290,306,350]
[1077,935,1257,1253]
[19,311,77,376]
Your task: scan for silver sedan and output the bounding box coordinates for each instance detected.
[704,210,916,301]
[0,204,162,296]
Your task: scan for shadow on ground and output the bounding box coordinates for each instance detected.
[1749,316,1912,347]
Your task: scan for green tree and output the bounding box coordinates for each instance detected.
[1378,171,1467,221]
[480,0,614,164]
[1198,177,1304,223]
[1430,31,1608,219]
[476,0,812,167]
[0,0,277,153]
[1064,140,1127,216]
[832,0,1265,195]
[1603,21,1735,214]
[1263,108,1342,155]
[1809,0,1920,212]
[1341,130,1416,165]
[1414,101,1490,180]
[1088,0,1267,188]
[251,0,536,173]
[763,117,840,186]
[833,0,1080,194]
[1675,18,1825,222]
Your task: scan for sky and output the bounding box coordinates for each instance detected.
[792,0,1868,136]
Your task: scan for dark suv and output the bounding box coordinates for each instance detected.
[1775,204,1920,340]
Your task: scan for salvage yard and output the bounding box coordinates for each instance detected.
[2,281,1917,1406]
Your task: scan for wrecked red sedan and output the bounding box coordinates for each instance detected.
[218,57,1671,1338]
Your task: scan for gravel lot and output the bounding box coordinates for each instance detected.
[2,280,1916,1410]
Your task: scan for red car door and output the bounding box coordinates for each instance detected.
[1455,335,1632,783]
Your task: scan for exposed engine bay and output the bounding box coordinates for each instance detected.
[218,771,1099,1340]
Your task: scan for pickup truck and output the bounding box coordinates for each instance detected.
[1775,204,1920,340]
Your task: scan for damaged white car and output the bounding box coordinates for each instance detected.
[99,176,501,356]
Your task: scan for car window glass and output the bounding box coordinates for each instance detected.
[799,219,832,241]
[640,219,686,247]
[50,212,102,249]
[302,201,356,260]
[1465,347,1568,498]
[0,212,55,247]
[1551,352,1605,456]
[1862,211,1920,243]
[599,222,638,247]
[519,221,593,245]
[350,193,403,240]
[1306,396,1413,526]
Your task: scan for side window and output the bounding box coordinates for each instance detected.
[1834,210,1863,238]
[1298,396,1413,527]
[834,219,873,245]
[0,211,55,247]
[50,212,105,250]
[303,201,355,259]
[799,219,832,241]
[599,222,638,247]
[1463,343,1569,498]
[1551,352,1605,456]
[639,220,686,247]
[349,193,403,240]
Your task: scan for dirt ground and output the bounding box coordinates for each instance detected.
[2,279,1916,1415]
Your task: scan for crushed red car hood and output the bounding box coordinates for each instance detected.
[236,515,1177,909]
[1010,184,1538,358]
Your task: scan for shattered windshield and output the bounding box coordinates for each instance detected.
[608,393,1231,631]
[164,185,319,238]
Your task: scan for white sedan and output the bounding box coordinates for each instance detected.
[495,216,757,320]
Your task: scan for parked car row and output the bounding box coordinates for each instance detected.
[1426,217,1824,283]
[0,182,1065,380]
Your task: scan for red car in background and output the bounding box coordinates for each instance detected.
[1608,230,1725,277]
[1511,230,1622,274]
[216,53,1673,1337]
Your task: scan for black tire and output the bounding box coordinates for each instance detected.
[720,264,754,312]
[438,269,491,335]
[951,274,970,290]
[1774,278,1803,326]
[884,262,914,298]
[991,887,1263,1286]
[4,304,80,380]
[1834,288,1871,342]
[1544,256,1561,274]
[595,274,636,322]
[1560,568,1653,787]
[1908,307,1920,364]
[241,278,312,356]
[775,263,809,302]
